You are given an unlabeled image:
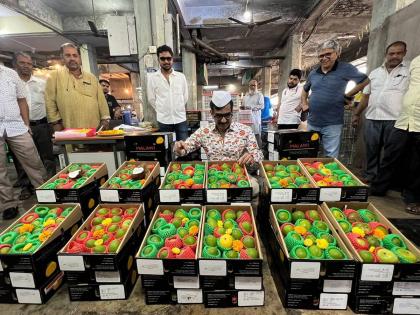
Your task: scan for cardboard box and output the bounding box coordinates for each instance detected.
[58,204,144,272]
[159,161,207,204]
[200,275,262,291]
[198,205,263,277]
[270,130,320,150]
[0,271,64,304]
[268,204,356,294]
[206,161,252,203]
[144,288,203,305]
[350,295,420,314]
[126,150,173,169]
[141,274,200,290]
[203,289,265,307]
[67,267,138,301]
[322,202,420,295]
[259,160,319,204]
[136,205,204,276]
[124,132,175,152]
[298,158,368,202]
[35,163,108,217]
[99,161,160,203]
[0,204,82,288]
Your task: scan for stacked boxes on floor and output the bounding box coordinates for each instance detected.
[323,202,420,314]
[124,132,175,177]
[136,205,204,305]
[263,129,320,161]
[0,204,82,304]
[35,163,109,218]
[58,204,145,301]
[267,204,356,310]
[136,205,265,307]
[99,161,161,227]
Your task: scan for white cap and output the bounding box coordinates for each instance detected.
[211,91,232,108]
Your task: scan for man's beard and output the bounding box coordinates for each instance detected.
[287,83,297,88]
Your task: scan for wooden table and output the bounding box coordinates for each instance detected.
[54,129,158,167]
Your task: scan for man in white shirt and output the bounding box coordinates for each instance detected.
[352,41,409,182]
[12,52,56,200]
[242,80,264,145]
[147,45,189,140]
[0,65,46,220]
[273,69,303,129]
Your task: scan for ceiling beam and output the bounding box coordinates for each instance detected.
[169,0,191,40]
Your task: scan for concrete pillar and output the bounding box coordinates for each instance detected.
[262,66,272,97]
[133,0,167,125]
[80,43,98,76]
[130,72,143,121]
[182,39,197,110]
[277,34,302,93]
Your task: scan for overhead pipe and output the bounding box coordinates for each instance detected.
[191,30,227,60]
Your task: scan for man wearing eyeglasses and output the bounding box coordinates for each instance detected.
[147,45,189,140]
[242,80,264,145]
[299,40,369,158]
[174,91,263,167]
[352,41,409,183]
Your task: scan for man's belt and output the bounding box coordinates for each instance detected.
[29,117,48,126]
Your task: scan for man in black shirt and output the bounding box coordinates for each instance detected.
[99,79,121,119]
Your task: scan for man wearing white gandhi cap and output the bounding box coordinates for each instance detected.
[174,90,263,166]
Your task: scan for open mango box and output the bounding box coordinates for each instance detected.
[298,158,368,202]
[58,204,144,273]
[322,201,420,296]
[0,203,82,288]
[206,161,252,203]
[159,161,207,204]
[99,161,160,203]
[268,204,356,294]
[259,160,319,203]
[136,205,204,277]
[35,163,108,217]
[198,205,263,277]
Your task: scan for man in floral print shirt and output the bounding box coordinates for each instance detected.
[174,91,263,167]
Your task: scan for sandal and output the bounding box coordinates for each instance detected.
[406,204,420,215]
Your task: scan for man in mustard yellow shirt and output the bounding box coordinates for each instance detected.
[45,43,110,131]
[371,54,420,214]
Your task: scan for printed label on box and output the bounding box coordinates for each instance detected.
[361,264,394,282]
[95,271,121,283]
[173,276,200,289]
[393,282,420,296]
[100,189,120,202]
[16,289,42,304]
[35,190,56,203]
[207,189,227,203]
[267,132,275,143]
[58,255,85,271]
[271,189,293,202]
[319,188,342,201]
[235,276,262,290]
[393,298,420,314]
[290,261,321,279]
[0,259,3,272]
[323,279,352,293]
[136,259,164,275]
[268,143,274,153]
[319,293,348,309]
[99,284,125,300]
[177,289,203,304]
[159,189,180,203]
[238,290,265,306]
[199,260,227,276]
[9,272,35,288]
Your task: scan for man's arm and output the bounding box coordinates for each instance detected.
[351,93,370,127]
[147,75,156,110]
[182,74,189,105]
[255,93,265,111]
[238,128,264,166]
[298,89,309,112]
[17,98,30,128]
[174,128,202,156]
[44,71,64,131]
[345,78,370,98]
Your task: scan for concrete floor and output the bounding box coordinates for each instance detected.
[1,170,418,315]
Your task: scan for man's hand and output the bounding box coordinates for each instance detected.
[52,123,64,132]
[174,141,188,156]
[114,107,122,119]
[100,119,110,130]
[238,152,254,166]
[26,125,33,136]
[351,114,360,128]
[272,112,278,124]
